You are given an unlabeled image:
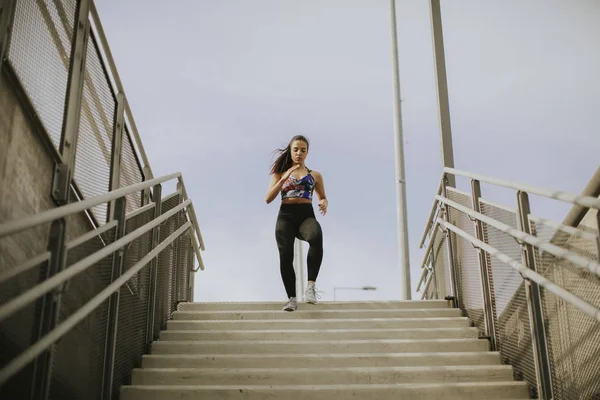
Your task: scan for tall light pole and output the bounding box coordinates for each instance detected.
[389,0,411,300]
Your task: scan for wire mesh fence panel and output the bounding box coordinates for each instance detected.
[0,224,51,399]
[111,207,154,398]
[176,231,192,304]
[7,0,77,148]
[429,226,448,299]
[72,31,116,225]
[531,217,600,400]
[49,223,116,400]
[480,199,537,393]
[120,127,144,214]
[153,194,183,337]
[447,189,484,330]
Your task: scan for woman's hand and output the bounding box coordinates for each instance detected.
[280,165,300,181]
[318,198,328,216]
[265,165,300,204]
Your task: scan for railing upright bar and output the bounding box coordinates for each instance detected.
[517,191,553,400]
[471,180,498,351]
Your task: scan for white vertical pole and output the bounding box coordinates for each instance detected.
[390,0,411,300]
[294,239,305,301]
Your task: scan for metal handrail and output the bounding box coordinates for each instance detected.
[0,173,205,269]
[0,199,191,323]
[0,173,180,238]
[0,221,191,385]
[436,218,600,322]
[419,169,600,251]
[419,177,443,248]
[446,167,600,210]
[437,195,600,277]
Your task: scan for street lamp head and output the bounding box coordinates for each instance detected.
[362,286,377,291]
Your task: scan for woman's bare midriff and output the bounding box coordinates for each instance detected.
[282,198,312,205]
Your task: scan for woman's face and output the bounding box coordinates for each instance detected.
[290,140,308,165]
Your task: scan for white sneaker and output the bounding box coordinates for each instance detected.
[305,283,320,304]
[283,297,297,311]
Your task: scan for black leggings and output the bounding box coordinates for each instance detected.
[275,203,324,298]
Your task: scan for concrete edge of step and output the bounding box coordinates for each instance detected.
[120,381,530,390]
[159,327,480,334]
[141,351,502,359]
[151,338,488,345]
[130,364,515,374]
[172,308,460,314]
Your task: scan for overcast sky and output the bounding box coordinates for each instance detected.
[96,0,599,302]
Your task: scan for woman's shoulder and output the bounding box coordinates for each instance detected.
[309,169,322,178]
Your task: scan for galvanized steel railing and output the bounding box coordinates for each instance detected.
[0,173,205,399]
[418,167,600,400]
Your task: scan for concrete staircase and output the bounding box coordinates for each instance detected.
[120,300,529,399]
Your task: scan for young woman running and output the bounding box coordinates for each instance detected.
[265,135,328,311]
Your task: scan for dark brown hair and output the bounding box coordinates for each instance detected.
[270,135,310,174]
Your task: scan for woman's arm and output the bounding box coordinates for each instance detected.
[313,171,328,215]
[265,165,300,204]
[265,173,284,204]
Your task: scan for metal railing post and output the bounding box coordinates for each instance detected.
[471,179,498,351]
[52,0,91,205]
[145,184,162,351]
[188,254,195,302]
[0,0,16,76]
[595,211,600,261]
[173,182,184,307]
[107,92,126,222]
[441,176,461,309]
[517,191,553,399]
[100,197,126,400]
[30,218,67,400]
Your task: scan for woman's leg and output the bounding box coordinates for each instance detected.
[275,215,297,298]
[297,217,323,282]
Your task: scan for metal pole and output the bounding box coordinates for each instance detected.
[429,0,455,188]
[107,92,126,222]
[52,0,91,205]
[389,0,411,300]
[595,212,600,261]
[100,197,126,400]
[0,0,16,77]
[30,218,67,400]
[145,184,162,351]
[294,239,304,301]
[517,191,553,399]
[471,180,497,351]
[441,177,460,309]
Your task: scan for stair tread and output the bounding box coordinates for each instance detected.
[134,365,512,373]
[162,327,477,333]
[143,351,500,359]
[154,338,484,344]
[174,308,455,314]
[123,381,528,389]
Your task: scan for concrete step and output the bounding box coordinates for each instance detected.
[120,381,530,400]
[142,351,502,369]
[159,327,479,341]
[151,338,489,355]
[177,300,450,311]
[171,308,461,321]
[131,365,515,386]
[166,317,471,331]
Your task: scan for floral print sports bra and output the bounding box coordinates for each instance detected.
[281,170,315,201]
